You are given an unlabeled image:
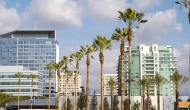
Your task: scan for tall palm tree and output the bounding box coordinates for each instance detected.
[45,62,54,110]
[70,52,84,110]
[118,8,147,110]
[15,72,23,110]
[27,73,36,110]
[111,27,128,110]
[62,56,73,109]
[153,73,168,110]
[169,70,189,110]
[80,45,96,110]
[176,0,190,24]
[135,77,146,110]
[144,76,153,110]
[53,61,64,110]
[93,35,112,110]
[107,77,118,110]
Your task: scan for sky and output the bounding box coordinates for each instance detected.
[0,0,190,94]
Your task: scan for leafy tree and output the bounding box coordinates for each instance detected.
[70,52,84,110]
[133,100,141,110]
[63,97,73,110]
[176,0,190,24]
[153,73,168,110]
[90,91,98,110]
[113,96,119,110]
[15,72,23,110]
[178,99,183,102]
[78,87,86,110]
[118,8,147,110]
[169,70,189,110]
[124,98,129,110]
[144,76,153,110]
[93,36,112,110]
[80,45,96,110]
[104,97,110,110]
[148,97,156,110]
[187,98,190,102]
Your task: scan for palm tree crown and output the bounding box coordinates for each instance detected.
[93,35,112,52]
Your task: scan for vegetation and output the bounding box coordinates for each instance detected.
[80,45,96,110]
[90,91,98,110]
[93,36,112,110]
[15,72,23,110]
[113,96,119,110]
[118,8,147,110]
[145,76,153,110]
[104,97,110,110]
[124,98,129,110]
[70,52,84,110]
[63,97,73,110]
[153,73,168,110]
[169,70,189,110]
[133,100,141,110]
[78,87,86,110]
[187,98,190,102]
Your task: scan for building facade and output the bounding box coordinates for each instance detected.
[117,44,177,96]
[60,72,82,95]
[0,66,43,96]
[0,30,59,96]
[103,74,118,95]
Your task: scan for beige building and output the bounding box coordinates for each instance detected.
[60,72,82,95]
[103,74,118,95]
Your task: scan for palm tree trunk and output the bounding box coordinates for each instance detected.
[176,89,179,110]
[120,42,125,110]
[74,77,76,110]
[18,79,20,110]
[111,92,114,110]
[157,89,160,110]
[48,75,51,110]
[142,94,145,110]
[30,80,33,110]
[75,71,78,110]
[86,56,90,110]
[57,70,60,110]
[128,40,132,110]
[99,51,104,110]
[65,64,68,110]
[147,89,149,110]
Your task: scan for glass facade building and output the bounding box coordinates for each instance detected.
[0,30,59,96]
[117,44,177,96]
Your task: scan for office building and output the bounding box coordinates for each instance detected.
[60,72,82,95]
[0,30,59,96]
[117,44,177,96]
[0,66,43,96]
[103,74,118,95]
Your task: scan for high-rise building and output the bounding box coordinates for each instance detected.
[60,72,82,95]
[0,66,43,96]
[103,74,118,95]
[0,30,59,96]
[117,44,177,96]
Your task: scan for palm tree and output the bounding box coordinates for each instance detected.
[53,61,64,110]
[45,62,54,110]
[28,73,36,110]
[107,77,118,110]
[70,52,84,110]
[135,77,146,110]
[80,45,96,110]
[144,76,153,110]
[176,0,190,24]
[118,8,147,110]
[93,35,112,110]
[169,70,189,110]
[111,27,128,110]
[153,73,168,110]
[15,72,23,110]
[62,56,73,109]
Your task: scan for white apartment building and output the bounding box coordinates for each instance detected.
[0,66,43,96]
[103,74,118,95]
[60,72,82,95]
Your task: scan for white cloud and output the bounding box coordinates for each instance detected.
[0,2,21,34]
[133,8,182,45]
[23,0,83,28]
[83,0,128,20]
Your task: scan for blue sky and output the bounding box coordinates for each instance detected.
[0,0,190,94]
